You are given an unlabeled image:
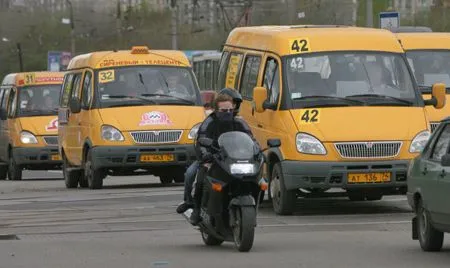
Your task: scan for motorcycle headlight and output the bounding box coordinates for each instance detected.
[409,130,431,153]
[188,123,201,139]
[296,133,326,155]
[20,131,38,144]
[101,125,124,141]
[230,163,255,175]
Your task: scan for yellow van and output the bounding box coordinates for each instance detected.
[0,72,64,180]
[395,32,450,132]
[218,25,446,215]
[59,46,205,189]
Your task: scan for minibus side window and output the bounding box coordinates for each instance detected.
[7,89,17,118]
[61,74,74,108]
[217,51,230,91]
[81,71,93,110]
[0,89,5,117]
[263,57,280,105]
[71,73,83,100]
[1,89,9,113]
[239,55,261,99]
[224,53,244,90]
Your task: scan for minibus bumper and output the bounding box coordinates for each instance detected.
[280,160,409,191]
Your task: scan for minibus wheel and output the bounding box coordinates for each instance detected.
[84,150,104,190]
[160,176,173,184]
[8,152,22,181]
[0,165,7,180]
[270,163,296,215]
[63,153,80,188]
[347,190,365,201]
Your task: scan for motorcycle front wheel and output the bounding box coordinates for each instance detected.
[232,206,256,252]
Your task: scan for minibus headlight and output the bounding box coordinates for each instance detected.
[410,130,431,153]
[296,133,327,155]
[101,125,124,141]
[20,131,38,144]
[188,123,201,139]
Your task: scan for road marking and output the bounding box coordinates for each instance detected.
[258,220,410,228]
[4,218,411,229]
[13,220,412,236]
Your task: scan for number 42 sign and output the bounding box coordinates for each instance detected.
[289,38,311,54]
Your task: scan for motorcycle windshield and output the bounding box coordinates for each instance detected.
[218,131,255,160]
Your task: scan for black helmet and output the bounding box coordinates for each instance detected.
[218,88,242,115]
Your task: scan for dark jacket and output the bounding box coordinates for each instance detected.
[195,113,260,162]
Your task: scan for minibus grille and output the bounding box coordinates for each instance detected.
[43,136,58,146]
[334,141,402,159]
[131,130,183,144]
[430,122,440,133]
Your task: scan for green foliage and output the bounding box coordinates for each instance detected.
[356,0,391,27]
[0,5,223,79]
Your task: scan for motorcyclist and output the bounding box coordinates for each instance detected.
[175,102,213,214]
[183,88,261,225]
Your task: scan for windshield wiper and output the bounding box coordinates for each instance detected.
[141,93,195,105]
[417,85,432,93]
[346,94,413,105]
[417,85,450,94]
[107,94,157,104]
[19,110,57,116]
[292,95,365,105]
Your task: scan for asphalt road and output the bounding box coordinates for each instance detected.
[1,171,450,268]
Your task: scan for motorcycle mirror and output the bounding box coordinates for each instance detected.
[267,139,281,148]
[198,137,213,147]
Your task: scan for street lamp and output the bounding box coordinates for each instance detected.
[64,0,75,56]
[1,37,24,72]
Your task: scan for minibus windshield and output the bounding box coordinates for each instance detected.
[284,52,419,108]
[17,85,60,117]
[405,50,450,93]
[96,66,201,108]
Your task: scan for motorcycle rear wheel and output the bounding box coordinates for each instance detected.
[233,206,256,252]
[201,229,224,246]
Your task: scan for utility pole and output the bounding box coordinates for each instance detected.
[66,0,75,56]
[366,0,373,27]
[170,0,178,50]
[116,0,123,48]
[352,0,358,26]
[16,43,23,72]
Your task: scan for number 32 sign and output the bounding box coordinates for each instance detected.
[289,38,311,54]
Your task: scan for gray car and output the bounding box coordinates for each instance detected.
[408,116,450,251]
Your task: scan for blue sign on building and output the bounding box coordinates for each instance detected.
[47,51,72,71]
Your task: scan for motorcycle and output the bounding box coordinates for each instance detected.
[182,131,281,252]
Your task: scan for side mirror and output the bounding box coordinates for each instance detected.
[69,97,81,114]
[253,86,268,113]
[424,83,446,109]
[267,138,281,148]
[441,154,450,167]
[198,137,213,147]
[0,109,6,120]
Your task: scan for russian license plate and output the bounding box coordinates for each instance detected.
[140,154,174,162]
[51,154,61,161]
[347,172,391,184]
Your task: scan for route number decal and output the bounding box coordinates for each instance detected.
[289,38,311,54]
[300,109,320,124]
